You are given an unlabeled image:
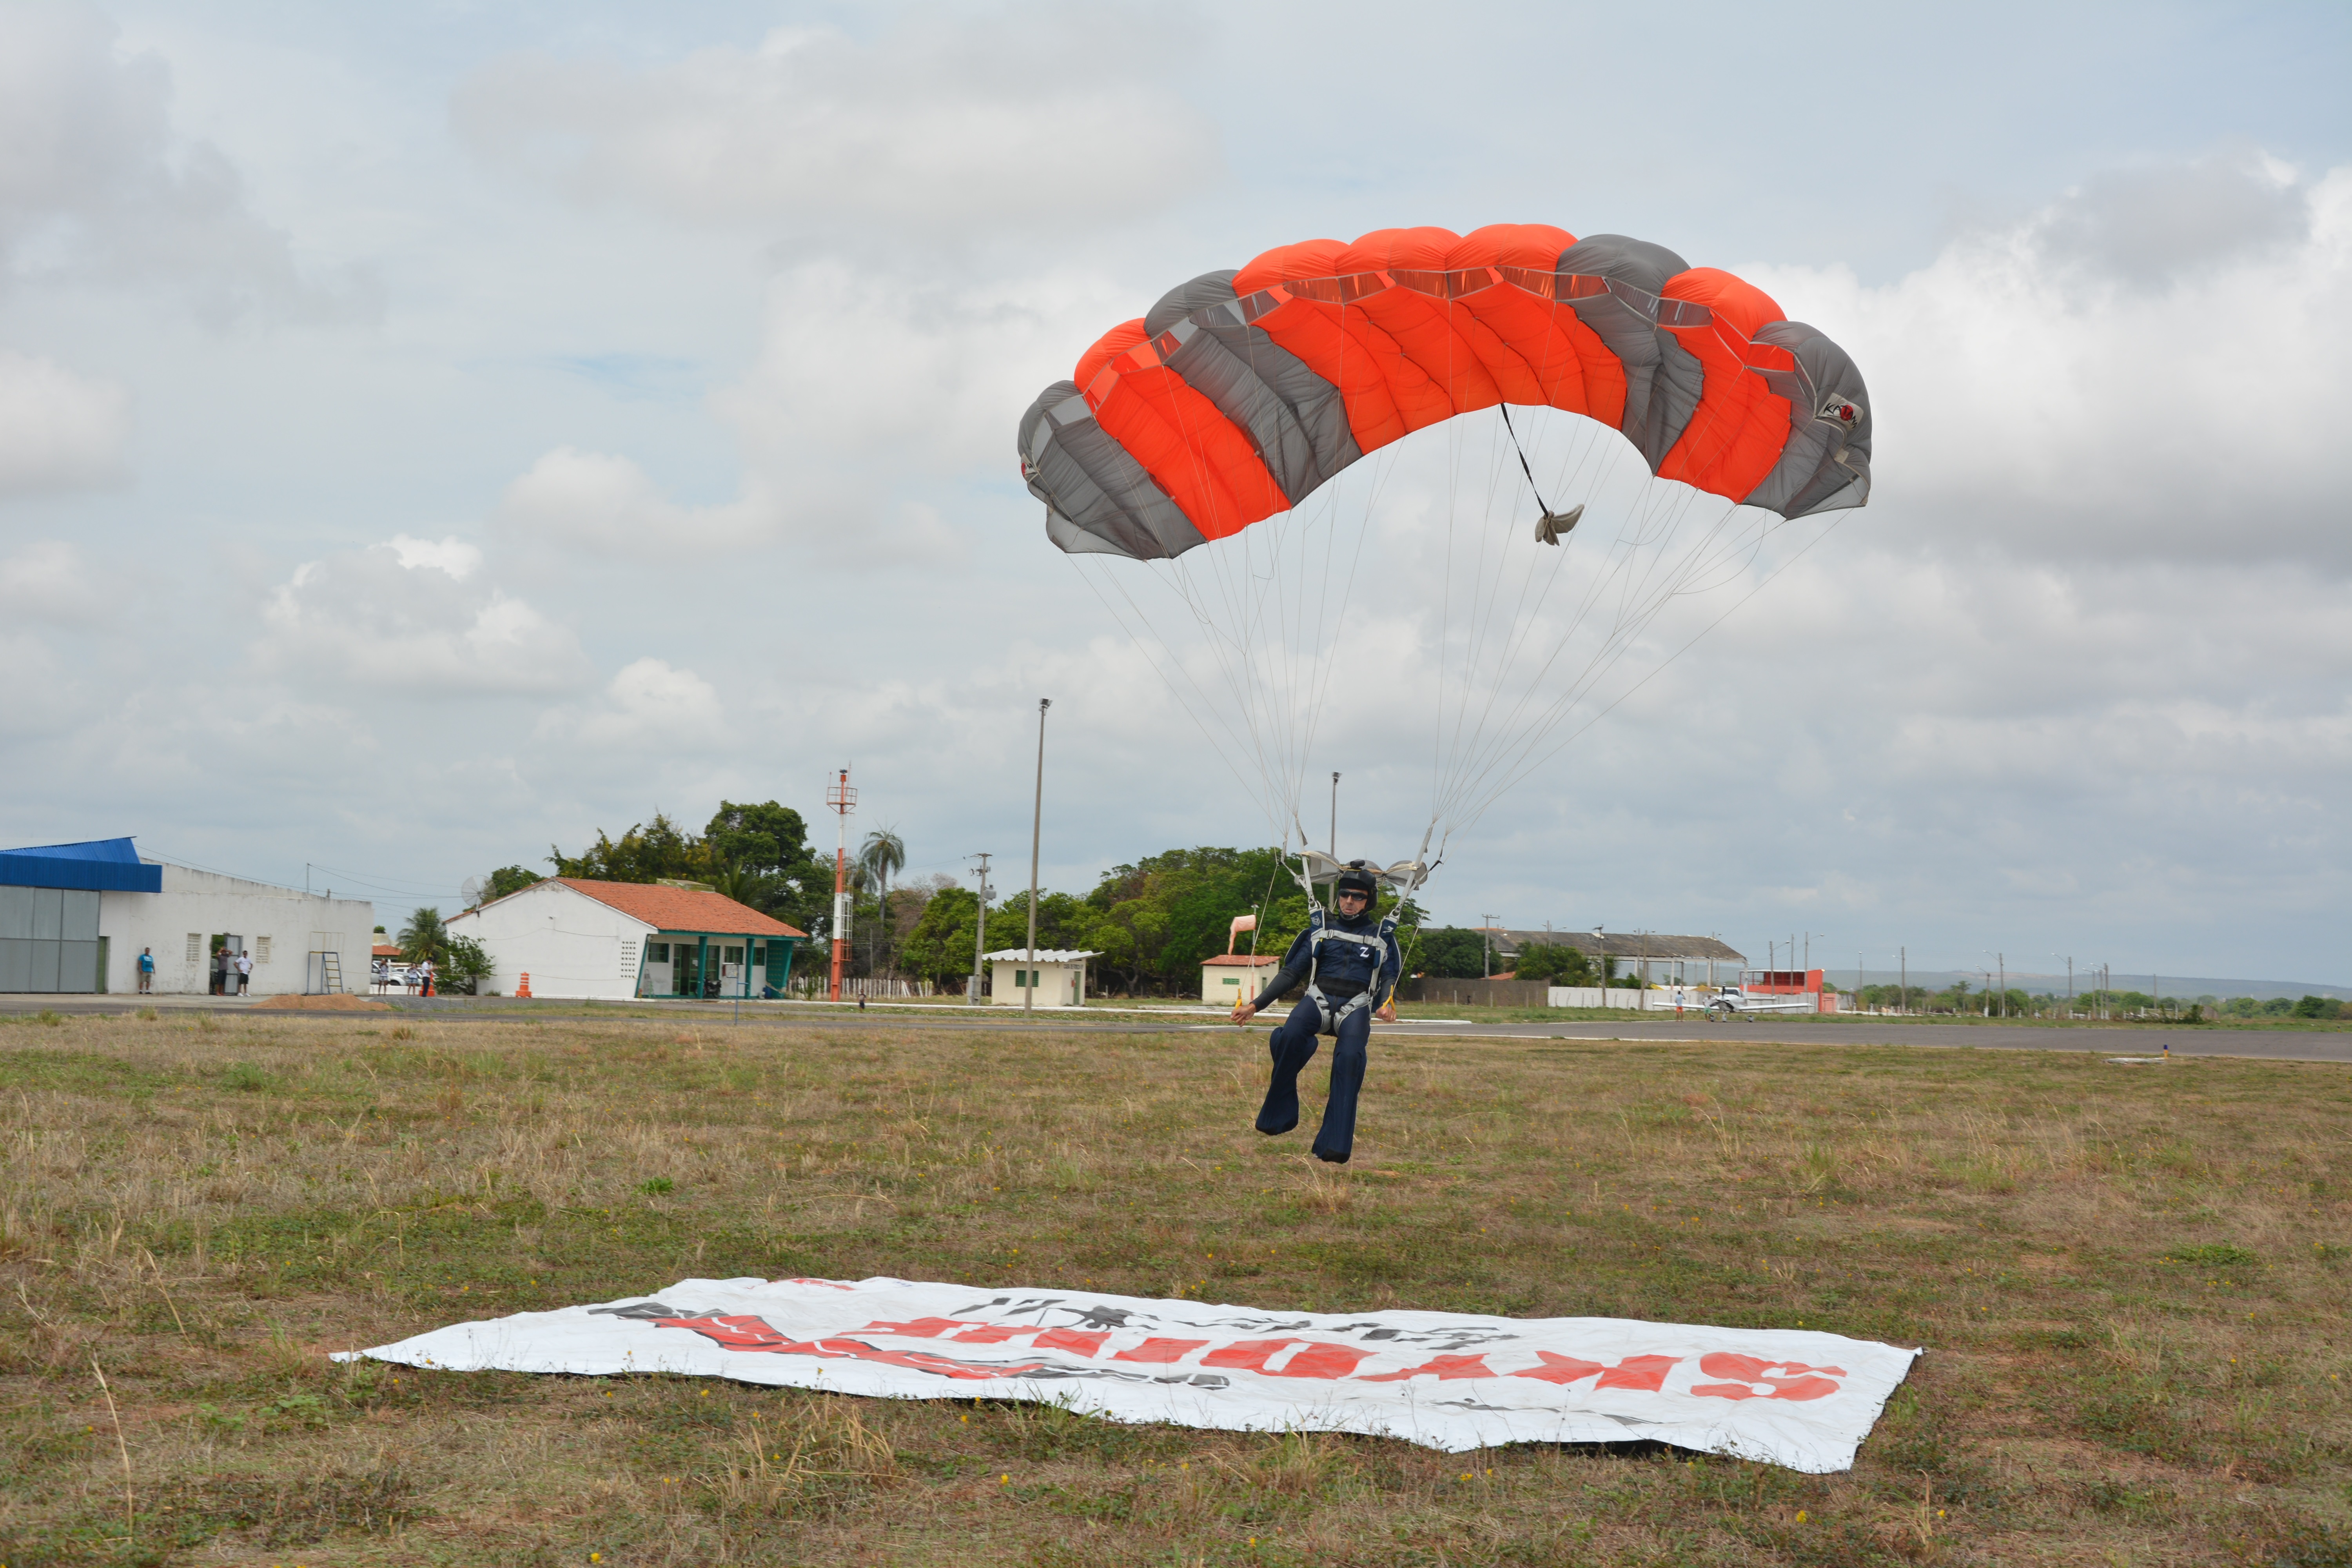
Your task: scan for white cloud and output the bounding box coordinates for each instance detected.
[450,14,1219,240]
[496,445,773,554]
[0,539,110,624]
[254,541,588,694]
[538,657,725,750]
[0,349,128,492]
[0,3,372,321]
[385,533,482,579]
[1748,154,2352,570]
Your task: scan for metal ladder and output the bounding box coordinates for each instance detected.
[318,951,344,994]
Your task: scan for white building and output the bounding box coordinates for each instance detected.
[447,877,807,1001]
[984,948,1097,1009]
[1200,952,1282,1004]
[0,837,374,996]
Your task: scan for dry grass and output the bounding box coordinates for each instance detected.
[3,1010,2350,1565]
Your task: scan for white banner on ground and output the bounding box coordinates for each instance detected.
[336,1276,1921,1474]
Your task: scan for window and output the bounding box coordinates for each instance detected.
[184,933,201,964]
[648,942,671,963]
[255,936,272,964]
[1222,976,1241,986]
[723,945,744,964]
[751,944,766,967]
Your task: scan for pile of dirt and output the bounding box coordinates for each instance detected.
[254,993,391,1012]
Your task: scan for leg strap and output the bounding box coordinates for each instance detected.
[1305,985,1374,1035]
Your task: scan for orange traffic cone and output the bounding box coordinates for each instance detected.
[516,972,533,999]
[425,970,436,998]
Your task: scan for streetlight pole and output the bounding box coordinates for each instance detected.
[1481,915,1497,979]
[1899,946,1906,1014]
[825,768,856,1002]
[968,853,991,1004]
[1025,699,1050,1015]
[1329,772,1339,861]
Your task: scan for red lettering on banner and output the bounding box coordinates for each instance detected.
[1358,1353,1495,1383]
[1200,1338,1304,1373]
[1509,1353,1605,1385]
[946,1325,1035,1343]
[1034,1328,1112,1357]
[851,1318,973,1339]
[1507,1352,1679,1389]
[1690,1352,1846,1402]
[653,1317,1045,1380]
[1112,1338,1210,1364]
[1276,1342,1379,1379]
[1596,1354,1679,1391]
[1198,1338,1380,1379]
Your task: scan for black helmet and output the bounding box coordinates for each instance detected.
[1334,862,1379,902]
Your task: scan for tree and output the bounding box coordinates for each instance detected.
[1406,927,1490,979]
[705,801,835,938]
[1512,943,1595,986]
[442,934,493,995]
[486,866,542,900]
[548,814,702,882]
[857,828,907,974]
[398,907,450,968]
[2293,994,2341,1019]
[898,886,982,989]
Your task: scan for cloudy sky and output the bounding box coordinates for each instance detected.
[3,0,2347,985]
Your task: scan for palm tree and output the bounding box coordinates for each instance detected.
[856,828,906,976]
[398,907,450,968]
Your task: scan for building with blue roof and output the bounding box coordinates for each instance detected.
[0,837,373,997]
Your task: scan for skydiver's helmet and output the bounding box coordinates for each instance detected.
[1333,863,1379,906]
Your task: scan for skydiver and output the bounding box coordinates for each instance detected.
[1229,861,1401,1164]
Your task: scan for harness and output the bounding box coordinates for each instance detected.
[1275,831,1437,1035]
[1300,904,1400,1035]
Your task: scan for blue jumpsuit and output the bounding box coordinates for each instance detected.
[1249,909,1401,1163]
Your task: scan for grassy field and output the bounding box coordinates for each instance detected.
[4,1010,2350,1566]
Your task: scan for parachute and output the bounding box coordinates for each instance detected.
[1017,224,1872,887]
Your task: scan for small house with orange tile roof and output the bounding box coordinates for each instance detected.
[446,877,807,1001]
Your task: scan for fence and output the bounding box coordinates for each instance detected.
[786,975,939,1000]
[1397,980,1724,1010]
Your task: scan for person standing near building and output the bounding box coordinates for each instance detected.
[235,948,253,995]
[211,944,228,996]
[137,947,154,993]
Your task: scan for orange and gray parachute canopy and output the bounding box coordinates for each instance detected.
[1018,225,1871,559]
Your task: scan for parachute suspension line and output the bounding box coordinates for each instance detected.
[1440,481,1721,825]
[1433,411,1517,828]
[1443,487,1762,835]
[1496,404,1561,517]
[1472,505,1855,824]
[1435,410,1613,825]
[1069,560,1285,849]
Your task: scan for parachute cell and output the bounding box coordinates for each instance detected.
[1018,226,1871,561]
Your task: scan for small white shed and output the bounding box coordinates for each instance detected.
[984,948,1098,1009]
[1200,952,1282,1004]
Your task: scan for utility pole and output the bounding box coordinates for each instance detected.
[2066,955,2073,1009]
[1899,946,1907,1014]
[1481,916,1497,979]
[1998,953,2005,1017]
[1329,772,1340,860]
[825,768,856,1002]
[1025,699,1050,1014]
[967,853,992,1004]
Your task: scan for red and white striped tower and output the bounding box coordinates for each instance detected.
[825,767,857,1002]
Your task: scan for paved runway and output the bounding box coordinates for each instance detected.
[5,992,2348,1065]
